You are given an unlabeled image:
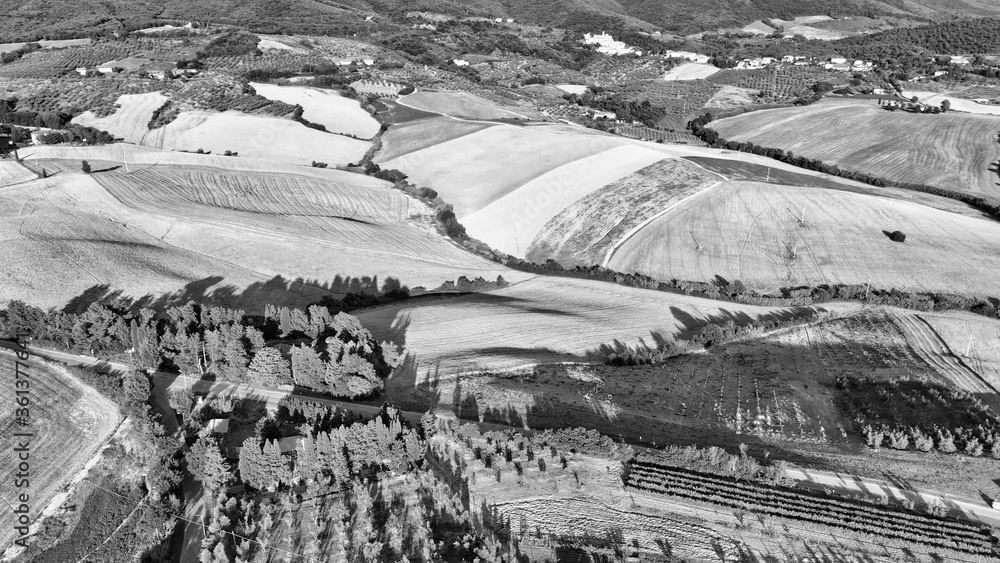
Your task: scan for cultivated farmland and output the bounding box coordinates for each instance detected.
[662,63,721,81]
[0,161,36,186]
[397,90,539,120]
[141,110,371,166]
[1,158,525,311]
[606,181,1000,296]
[526,158,720,267]
[357,275,837,380]
[375,117,493,162]
[461,145,667,256]
[377,124,627,216]
[711,98,1000,197]
[249,82,381,138]
[0,359,120,551]
[72,91,170,142]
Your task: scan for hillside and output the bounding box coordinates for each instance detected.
[2,145,526,311]
[605,180,1000,296]
[2,0,997,42]
[710,98,1000,199]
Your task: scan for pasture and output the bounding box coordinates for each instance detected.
[606,181,1000,296]
[711,98,1000,197]
[0,359,120,551]
[249,82,381,138]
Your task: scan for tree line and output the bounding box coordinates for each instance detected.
[0,299,400,398]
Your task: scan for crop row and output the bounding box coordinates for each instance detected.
[627,461,996,556]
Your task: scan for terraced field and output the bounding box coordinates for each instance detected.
[0,359,120,550]
[711,98,1000,197]
[606,181,1000,296]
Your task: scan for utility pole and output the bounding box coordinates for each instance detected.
[865,278,871,301]
[766,167,771,182]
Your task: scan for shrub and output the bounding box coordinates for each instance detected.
[81,160,91,174]
[889,230,906,243]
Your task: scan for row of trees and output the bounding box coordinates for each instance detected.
[0,299,400,398]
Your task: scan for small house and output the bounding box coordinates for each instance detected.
[830,57,847,65]
[453,59,469,66]
[591,110,616,120]
[206,418,230,434]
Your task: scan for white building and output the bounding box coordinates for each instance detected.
[453,59,469,66]
[591,110,617,120]
[663,51,711,63]
[951,55,971,65]
[583,32,640,56]
[830,57,847,64]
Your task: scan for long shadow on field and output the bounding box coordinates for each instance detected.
[59,273,408,315]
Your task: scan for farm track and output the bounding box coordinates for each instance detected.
[892,312,999,406]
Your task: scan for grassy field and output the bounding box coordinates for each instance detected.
[2,155,525,311]
[526,157,720,267]
[461,145,666,257]
[0,358,120,552]
[711,98,1000,197]
[249,82,381,138]
[607,180,1000,296]
[398,90,540,120]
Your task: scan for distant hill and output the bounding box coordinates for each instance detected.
[0,0,996,42]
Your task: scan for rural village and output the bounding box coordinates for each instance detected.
[2,2,1000,563]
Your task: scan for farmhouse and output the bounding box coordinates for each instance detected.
[453,59,470,66]
[951,55,972,65]
[591,110,617,120]
[830,57,848,64]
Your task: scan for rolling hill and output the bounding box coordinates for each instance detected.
[710,98,1000,199]
[1,0,996,42]
[2,145,526,312]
